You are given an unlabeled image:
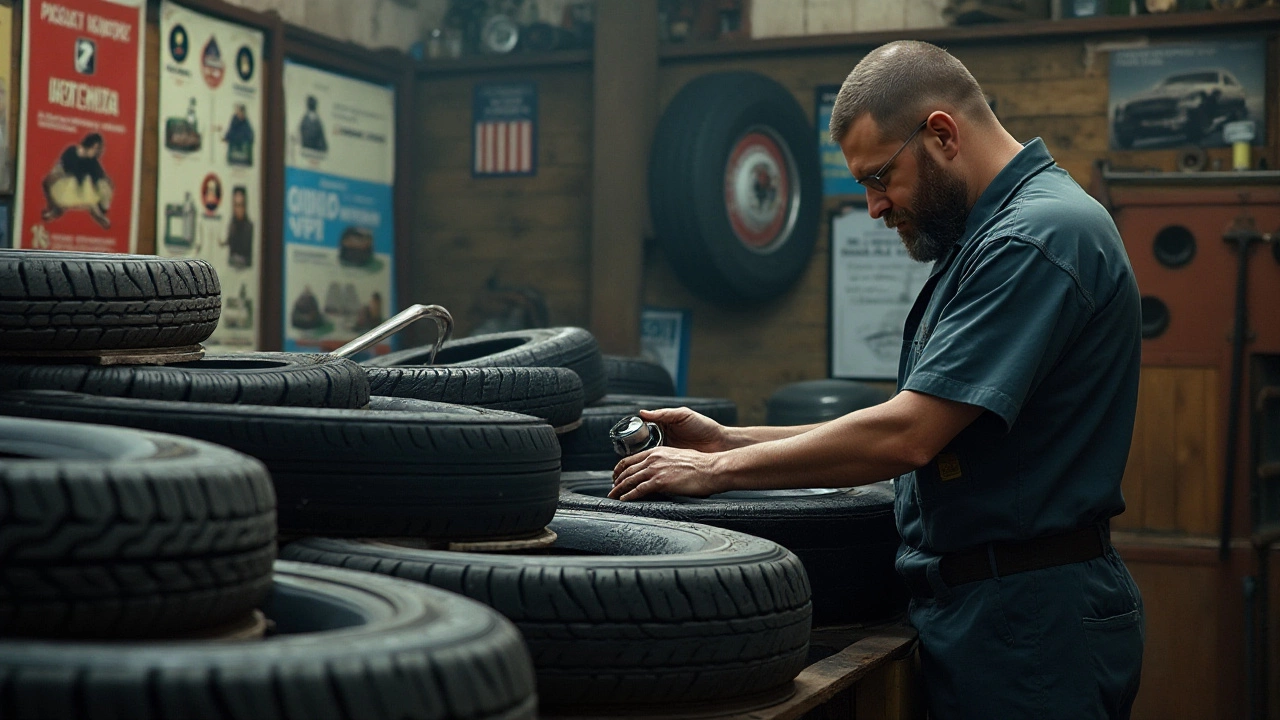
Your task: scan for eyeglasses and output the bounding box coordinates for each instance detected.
[855,120,928,193]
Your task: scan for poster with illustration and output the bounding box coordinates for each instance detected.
[1109,38,1266,150]
[0,3,15,193]
[282,59,395,354]
[14,0,145,252]
[157,1,263,350]
[830,205,931,380]
[816,85,863,197]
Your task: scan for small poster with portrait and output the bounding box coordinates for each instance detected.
[156,1,264,350]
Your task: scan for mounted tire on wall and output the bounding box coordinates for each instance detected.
[650,71,821,305]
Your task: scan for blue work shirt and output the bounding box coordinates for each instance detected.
[894,139,1141,574]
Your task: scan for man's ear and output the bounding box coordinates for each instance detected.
[925,111,960,161]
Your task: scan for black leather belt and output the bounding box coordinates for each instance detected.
[905,526,1108,599]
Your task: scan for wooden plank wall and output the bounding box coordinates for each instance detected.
[1115,367,1221,535]
[411,68,593,338]
[410,30,1271,425]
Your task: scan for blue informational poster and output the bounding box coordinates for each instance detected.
[282,59,396,354]
[640,307,692,396]
[816,85,864,198]
[473,81,537,177]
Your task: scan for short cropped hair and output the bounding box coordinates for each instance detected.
[829,41,991,144]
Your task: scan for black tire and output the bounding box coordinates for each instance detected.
[0,560,537,720]
[283,510,811,710]
[650,72,821,306]
[365,328,607,404]
[0,352,371,408]
[0,416,275,639]
[558,394,738,472]
[559,473,907,625]
[765,379,891,426]
[0,250,221,351]
[603,355,676,396]
[366,365,584,428]
[0,391,560,540]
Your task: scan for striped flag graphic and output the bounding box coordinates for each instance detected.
[474,120,534,175]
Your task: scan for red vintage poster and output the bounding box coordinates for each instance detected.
[14,0,145,252]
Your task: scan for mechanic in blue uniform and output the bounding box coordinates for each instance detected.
[610,40,1144,718]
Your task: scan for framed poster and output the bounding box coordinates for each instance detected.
[829,205,931,380]
[157,1,264,351]
[14,0,145,252]
[473,81,537,177]
[641,306,692,396]
[815,84,863,198]
[0,2,14,193]
[1109,38,1266,150]
[282,59,395,353]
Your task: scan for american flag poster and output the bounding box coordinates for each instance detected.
[473,82,537,177]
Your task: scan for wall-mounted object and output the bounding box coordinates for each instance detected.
[281,59,397,353]
[472,82,537,177]
[14,0,145,252]
[649,71,820,306]
[814,85,865,198]
[156,1,266,351]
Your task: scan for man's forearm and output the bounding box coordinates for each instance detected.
[710,391,984,490]
[720,422,825,449]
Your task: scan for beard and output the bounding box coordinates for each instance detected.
[883,147,970,263]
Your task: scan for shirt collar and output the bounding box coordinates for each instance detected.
[928,138,1056,277]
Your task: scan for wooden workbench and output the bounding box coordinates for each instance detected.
[545,620,923,720]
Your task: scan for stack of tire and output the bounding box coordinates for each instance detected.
[0,251,538,720]
[0,251,817,716]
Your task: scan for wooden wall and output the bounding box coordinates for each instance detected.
[413,66,593,337]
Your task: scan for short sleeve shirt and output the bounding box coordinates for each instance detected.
[893,139,1141,566]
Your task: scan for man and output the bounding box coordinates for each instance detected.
[611,41,1144,719]
[300,95,327,153]
[41,133,112,229]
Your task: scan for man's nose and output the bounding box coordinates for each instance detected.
[866,190,891,220]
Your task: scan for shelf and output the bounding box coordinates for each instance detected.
[1101,167,1280,187]
[414,7,1280,76]
[418,49,592,77]
[659,7,1280,63]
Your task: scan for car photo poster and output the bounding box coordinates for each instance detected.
[829,205,931,380]
[157,1,264,350]
[282,59,395,354]
[1109,39,1265,151]
[15,0,145,252]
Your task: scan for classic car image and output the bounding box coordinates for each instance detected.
[1112,68,1249,148]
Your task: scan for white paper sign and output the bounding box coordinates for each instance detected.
[157,2,264,350]
[830,207,932,380]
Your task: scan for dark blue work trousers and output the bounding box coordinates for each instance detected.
[907,546,1144,719]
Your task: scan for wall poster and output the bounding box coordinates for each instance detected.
[157,1,263,350]
[15,0,145,252]
[472,81,536,177]
[640,306,691,396]
[0,2,15,193]
[829,205,931,381]
[282,59,395,353]
[1109,38,1266,150]
[815,85,863,198]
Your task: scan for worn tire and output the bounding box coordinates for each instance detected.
[0,250,221,351]
[283,510,811,710]
[366,365,584,428]
[0,416,275,639]
[0,391,560,540]
[365,328,607,404]
[559,473,907,624]
[0,560,537,720]
[603,355,676,396]
[559,394,738,472]
[0,352,371,408]
[650,72,821,306]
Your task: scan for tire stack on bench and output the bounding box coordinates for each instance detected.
[0,415,538,720]
[0,251,541,720]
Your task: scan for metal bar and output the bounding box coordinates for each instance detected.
[330,304,454,359]
[1222,228,1260,561]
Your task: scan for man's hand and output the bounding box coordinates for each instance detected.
[638,407,730,453]
[609,446,726,501]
